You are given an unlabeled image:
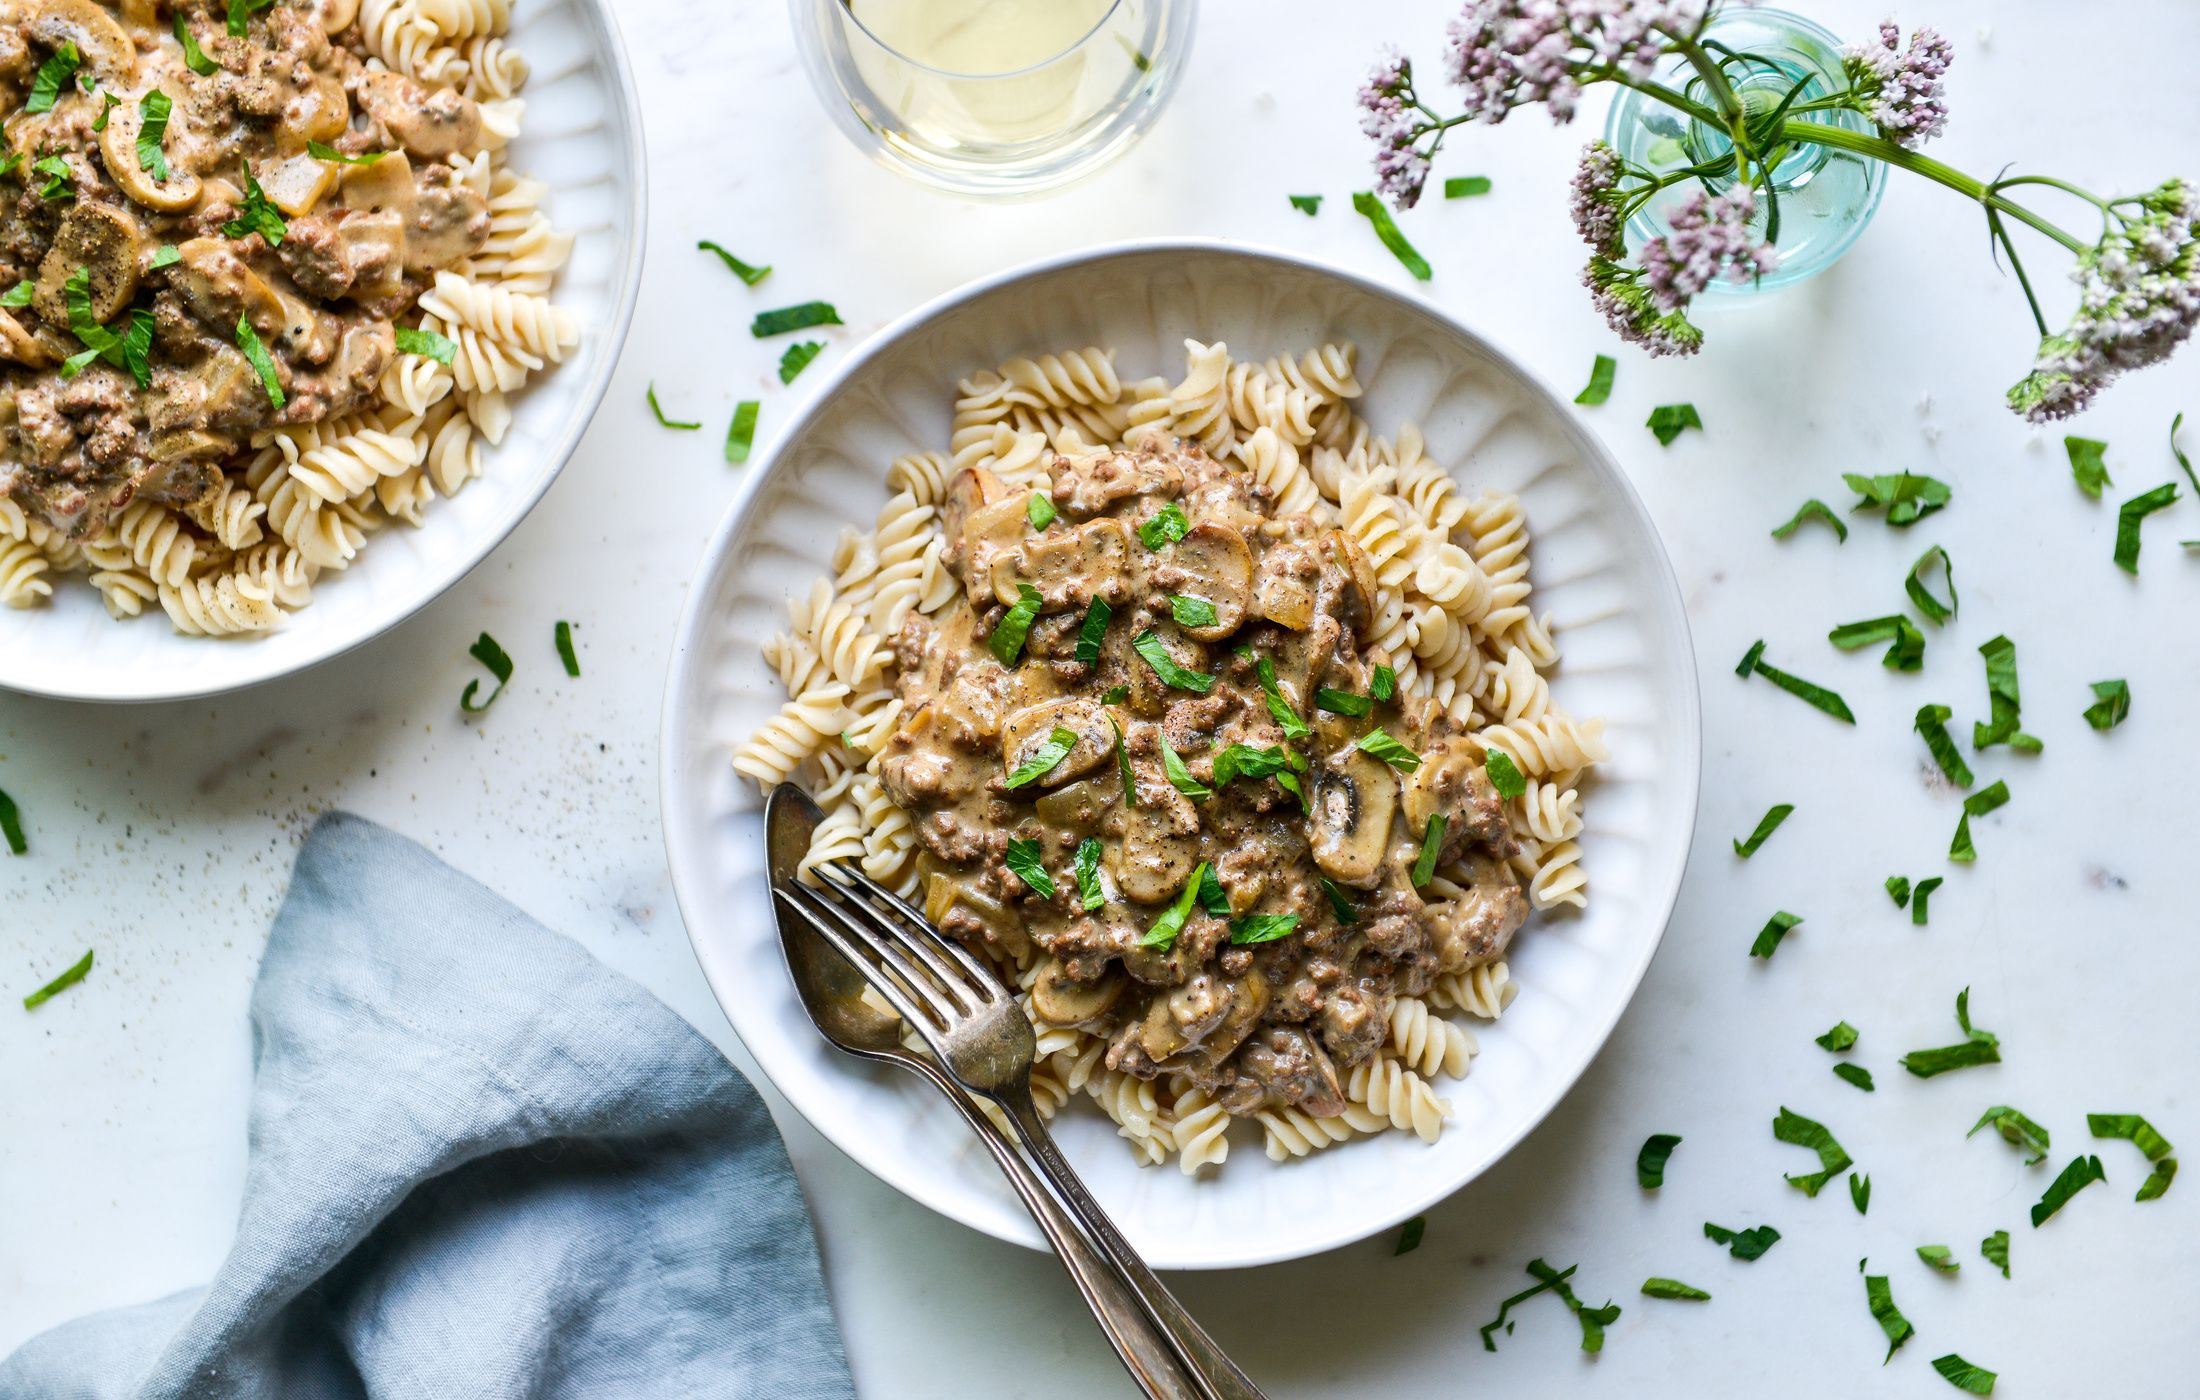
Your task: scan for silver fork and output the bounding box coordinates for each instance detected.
[768,789,1265,1400]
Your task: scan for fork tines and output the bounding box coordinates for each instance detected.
[774,862,1007,1038]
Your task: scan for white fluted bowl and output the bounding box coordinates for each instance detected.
[0,0,646,703]
[663,241,1701,1269]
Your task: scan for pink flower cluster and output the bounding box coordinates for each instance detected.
[1569,141,1626,256]
[1357,50,1432,207]
[1639,186,1778,311]
[1841,18,1953,147]
[1444,0,1708,126]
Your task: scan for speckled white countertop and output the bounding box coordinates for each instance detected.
[3,1,2195,1394]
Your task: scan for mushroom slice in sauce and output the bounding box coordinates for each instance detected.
[1309,745,1398,888]
[1160,521,1252,641]
[999,697,1110,790]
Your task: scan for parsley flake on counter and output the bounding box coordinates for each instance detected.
[1750,910,1802,960]
[750,302,841,338]
[1444,175,1493,198]
[1913,704,1973,786]
[306,140,385,165]
[2088,1114,2177,1201]
[1901,987,2001,1078]
[1156,732,1211,800]
[235,316,284,408]
[1918,1244,1959,1273]
[1886,876,1912,907]
[988,584,1043,666]
[1981,1230,2010,1278]
[1026,490,1057,531]
[646,383,700,430]
[1005,726,1080,790]
[1845,470,1950,526]
[1483,750,1526,800]
[1072,837,1104,910]
[1529,1258,1619,1353]
[2031,1154,2107,1227]
[1314,686,1370,718]
[459,632,513,713]
[1911,876,1942,923]
[21,948,92,1010]
[554,620,580,677]
[1478,1261,1576,1352]
[1948,780,2010,863]
[1816,1021,1859,1052]
[726,401,759,462]
[1573,353,1616,406]
[1168,594,1218,628]
[1972,636,2039,753]
[1636,1132,1681,1189]
[778,340,825,384]
[1004,838,1054,899]
[1320,876,1358,925]
[1850,1172,1871,1214]
[1864,1272,1915,1361]
[0,788,24,854]
[2065,435,2112,498]
[1357,730,1421,771]
[1141,862,1208,949]
[26,40,81,114]
[1132,629,1214,692]
[1733,802,1793,857]
[395,326,458,365]
[1829,614,1925,671]
[2114,482,2179,573]
[2082,678,2130,730]
[1229,912,1299,946]
[1074,597,1110,665]
[1393,1216,1425,1255]
[1931,1354,1997,1394]
[222,164,288,245]
[697,241,770,285]
[1640,1278,1709,1301]
[1138,501,1189,549]
[1774,1107,1852,1196]
[0,279,29,308]
[1703,1222,1779,1260]
[1736,641,1855,722]
[1109,715,1136,806]
[1370,665,1396,702]
[1410,813,1446,887]
[1351,191,1431,280]
[1646,402,1702,446]
[1906,545,1958,623]
[1771,497,1848,542]
[1969,1105,2051,1166]
[1288,194,1322,216]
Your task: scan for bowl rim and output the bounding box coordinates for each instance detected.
[0,0,651,706]
[661,236,1704,1268]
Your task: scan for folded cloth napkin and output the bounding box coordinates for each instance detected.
[1,812,854,1400]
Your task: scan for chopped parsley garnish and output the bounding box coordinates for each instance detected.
[148,244,177,270]
[555,620,580,677]
[778,340,825,384]
[1004,837,1055,899]
[1771,497,1847,542]
[1886,876,1912,907]
[988,586,1046,668]
[1287,194,1322,216]
[1972,635,2039,753]
[1906,544,1958,623]
[726,401,759,462]
[1917,1244,1959,1273]
[1981,1230,2010,1278]
[750,302,841,337]
[1210,742,1305,789]
[1845,470,1950,526]
[1703,1222,1779,1260]
[1732,802,1793,857]
[1851,1172,1871,1214]
[1864,1272,1915,1361]
[1773,1106,1851,1196]
[1640,1278,1708,1301]
[1749,910,1801,959]
[1931,1354,1997,1394]
[307,140,385,165]
[1320,876,1357,925]
[1816,1021,1859,1052]
[395,327,458,365]
[235,316,284,408]
[1244,653,1311,740]
[2174,411,2198,494]
[1833,1063,1875,1092]
[1913,704,1974,787]
[33,154,74,201]
[1229,912,1299,945]
[645,383,701,429]
[2065,435,2112,498]
[1636,1132,1681,1189]
[2088,1114,2177,1201]
[1444,175,1493,198]
[1829,614,1924,671]
[1156,732,1211,800]
[1393,1215,1425,1254]
[1410,813,1446,887]
[1529,1259,1619,1353]
[2082,678,2130,730]
[1141,862,1208,949]
[0,279,30,307]
[2031,1154,2107,1227]
[228,0,275,36]
[1969,1105,2051,1166]
[1356,730,1420,771]
[1072,837,1104,910]
[1168,594,1217,628]
[1074,597,1110,665]
[136,90,174,181]
[222,164,288,245]
[1370,665,1396,702]
[92,91,121,132]
[1484,750,1527,800]
[1736,641,1854,722]
[1313,687,1370,717]
[26,40,81,114]
[1131,629,1214,692]
[1195,864,1230,917]
[459,632,514,713]
[1900,987,2001,1078]
[1478,1260,1576,1353]
[2114,482,2179,572]
[1101,684,1128,704]
[1004,725,1080,790]
[1351,191,1431,280]
[1913,877,1941,924]
[1646,403,1702,446]
[21,948,92,1009]
[1573,353,1616,406]
[0,788,23,854]
[1948,779,2010,863]
[698,240,769,285]
[1137,501,1189,549]
[1109,715,1136,806]
[1020,491,1058,534]
[63,268,153,388]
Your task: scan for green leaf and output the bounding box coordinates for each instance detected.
[1640,1277,1709,1301]
[1901,986,2002,1077]
[1968,1105,2051,1167]
[1228,912,1300,945]
[1815,1021,1858,1052]
[2082,678,2130,730]
[227,0,275,36]
[1524,1258,1619,1354]
[1131,629,1214,693]
[0,787,24,854]
[1156,732,1211,800]
[1646,403,1703,446]
[21,948,91,1009]
[2065,435,2113,498]
[135,90,173,182]
[1885,876,1912,908]
[1004,725,1080,790]
[1137,501,1190,549]
[306,139,385,165]
[750,302,841,337]
[2030,1154,2107,1227]
[149,243,179,269]
[0,279,31,308]
[1004,837,1055,899]
[1636,1132,1681,1189]
[1917,1244,1959,1273]
[1573,354,1616,406]
[26,40,81,114]
[1246,655,1312,740]
[2172,412,2199,496]
[2089,1113,2177,1201]
[1864,1273,1914,1362]
[1981,1230,2010,1278]
[1351,191,1431,280]
[1024,489,1057,532]
[1971,635,2039,753]
[1931,1354,1997,1394]
[1844,471,1950,526]
[1829,614,1925,671]
[1072,837,1105,910]
[1370,665,1396,702]
[1313,687,1370,718]
[1771,498,1847,542]
[2114,482,2179,574]
[988,584,1044,666]
[1483,750,1527,801]
[1100,684,1128,705]
[1906,545,1958,623]
[1850,1172,1871,1215]
[1168,594,1217,628]
[1109,714,1136,806]
[1750,910,1801,959]
[1948,779,2010,864]
[32,153,74,201]
[1736,641,1854,723]
[1196,864,1230,917]
[1288,194,1322,216]
[234,315,284,409]
[1477,1260,1577,1353]
[1911,875,1942,923]
[396,326,458,365]
[91,91,121,133]
[1210,742,1305,789]
[1913,704,1974,787]
[1356,729,1420,771]
[1444,175,1493,198]
[645,383,702,430]
[697,241,770,285]
[221,164,288,245]
[1732,802,1792,857]
[725,400,759,463]
[1773,1106,1852,1196]
[1320,876,1357,925]
[1074,597,1111,665]
[1393,1215,1424,1254]
[459,631,513,713]
[1141,862,1208,949]
[1410,813,1446,887]
[554,620,580,677]
[1702,1221,1779,1260]
[778,340,826,385]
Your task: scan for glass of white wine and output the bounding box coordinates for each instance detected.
[791,0,1196,197]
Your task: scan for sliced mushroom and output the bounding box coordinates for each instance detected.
[337,149,416,217]
[33,204,143,327]
[26,0,137,91]
[1177,967,1268,1070]
[314,0,361,32]
[1316,528,1379,641]
[960,491,1028,605]
[1107,776,1202,905]
[356,70,485,160]
[282,73,352,149]
[1402,736,1512,857]
[164,237,288,344]
[999,697,1109,790]
[255,153,337,218]
[0,310,55,368]
[1251,537,1320,630]
[148,429,235,462]
[1001,515,1130,609]
[1309,746,1397,888]
[97,102,200,212]
[1164,521,1252,640]
[1032,775,1110,833]
[1029,957,1124,1028]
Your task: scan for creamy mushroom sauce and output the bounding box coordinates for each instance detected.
[880,442,1531,1120]
[0,0,492,539]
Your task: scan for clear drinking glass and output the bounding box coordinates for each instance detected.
[791,0,1196,197]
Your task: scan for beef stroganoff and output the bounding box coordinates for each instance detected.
[0,0,574,633]
[738,339,1606,1171]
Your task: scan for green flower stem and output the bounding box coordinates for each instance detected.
[1779,120,2087,253]
[1597,70,1724,127]
[1670,36,1755,186]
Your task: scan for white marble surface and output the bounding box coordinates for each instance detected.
[4,1,2196,1394]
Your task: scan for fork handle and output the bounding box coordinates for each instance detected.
[906,1060,1208,1400]
[998,1090,1269,1400]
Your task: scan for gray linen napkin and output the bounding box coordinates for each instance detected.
[0,811,854,1400]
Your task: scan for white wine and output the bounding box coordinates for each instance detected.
[848,0,1117,77]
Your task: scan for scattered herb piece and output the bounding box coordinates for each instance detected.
[1906,545,1958,623]
[1131,629,1215,693]
[1771,498,1847,542]
[988,586,1046,668]
[1141,862,1209,949]
[1313,687,1370,718]
[1370,665,1396,702]
[1356,729,1421,771]
[1886,876,1912,908]
[1864,1272,1915,1362]
[1072,837,1104,911]
[1640,1278,1709,1301]
[697,241,770,285]
[554,620,579,677]
[1968,1106,2051,1167]
[1393,1216,1425,1255]
[1948,780,2011,864]
[1850,1172,1871,1215]
[1109,715,1136,806]
[646,383,700,430]
[2172,412,2198,496]
[1168,594,1218,629]
[1911,877,1941,924]
[1913,704,1974,787]
[26,40,81,114]
[1981,1230,2010,1279]
[1101,684,1129,705]
[135,90,174,181]
[1320,876,1357,925]
[0,789,23,854]
[1573,354,1616,406]
[21,949,92,1009]
[1829,614,1925,671]
[32,154,73,201]
[1074,597,1110,666]
[2082,679,2130,731]
[1477,1261,1576,1352]
[750,302,841,338]
[92,91,121,132]
[1444,175,1493,198]
[1637,1133,1681,1189]
[2088,1114,2177,1201]
[2114,482,2179,573]
[1026,490,1057,532]
[1247,655,1312,740]
[1156,732,1212,800]
[1410,813,1446,887]
[1845,471,1950,526]
[1750,910,1802,960]
[1972,636,2040,754]
[1210,742,1306,789]
[227,0,274,36]
[1918,1245,1959,1273]
[306,139,385,165]
[0,280,30,308]
[1733,802,1793,857]
[1528,1258,1620,1353]
[1351,191,1431,280]
[459,632,513,713]
[235,316,284,408]
[1229,912,1300,945]
[1702,1222,1780,1261]
[725,400,759,462]
[1736,641,1855,722]
[1646,403,1703,445]
[1931,1354,1996,1394]
[2031,1154,2107,1227]
[1900,987,2003,1079]
[1288,194,1322,216]
[1005,725,1080,790]
[1483,750,1527,801]
[221,164,288,245]
[778,340,825,384]
[1816,1022,1859,1052]
[1774,1107,1852,1196]
[1138,501,1190,549]
[394,326,458,365]
[2065,435,2112,499]
[1004,838,1055,899]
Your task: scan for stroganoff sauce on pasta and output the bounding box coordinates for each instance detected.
[0,0,575,632]
[739,340,1607,1170]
